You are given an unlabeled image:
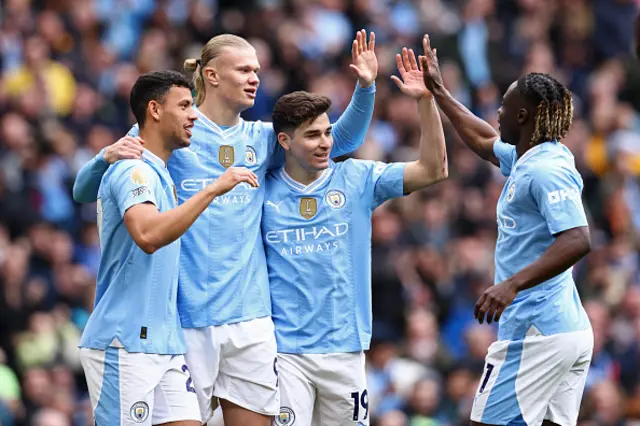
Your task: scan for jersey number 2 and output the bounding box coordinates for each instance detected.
[181,364,196,393]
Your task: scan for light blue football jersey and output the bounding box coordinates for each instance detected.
[122,85,375,328]
[79,150,185,354]
[493,139,591,341]
[262,159,406,354]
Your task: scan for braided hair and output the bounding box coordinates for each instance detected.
[516,73,573,146]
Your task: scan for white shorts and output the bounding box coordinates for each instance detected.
[80,347,200,425]
[276,352,369,426]
[183,316,279,423]
[471,328,593,426]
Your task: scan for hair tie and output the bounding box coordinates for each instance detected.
[195,59,202,67]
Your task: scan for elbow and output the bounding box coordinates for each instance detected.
[135,234,159,255]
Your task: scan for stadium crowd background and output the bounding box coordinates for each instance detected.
[1,0,640,425]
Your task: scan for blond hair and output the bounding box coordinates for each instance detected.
[184,34,254,106]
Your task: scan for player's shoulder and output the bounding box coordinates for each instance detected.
[522,144,582,184]
[240,119,274,139]
[107,159,157,185]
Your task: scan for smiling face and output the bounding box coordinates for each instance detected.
[285,113,334,173]
[154,86,198,149]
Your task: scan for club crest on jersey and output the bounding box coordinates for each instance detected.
[507,182,516,202]
[130,401,149,423]
[219,145,234,168]
[300,197,318,219]
[275,407,295,426]
[245,146,257,165]
[326,190,346,209]
[130,167,148,185]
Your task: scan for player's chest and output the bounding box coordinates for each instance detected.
[156,174,179,211]
[263,186,358,235]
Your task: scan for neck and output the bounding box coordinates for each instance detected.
[197,95,241,127]
[284,156,323,186]
[515,132,537,158]
[138,128,171,164]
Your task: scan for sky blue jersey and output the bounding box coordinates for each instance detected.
[79,150,185,354]
[262,159,406,354]
[72,83,375,328]
[493,139,591,341]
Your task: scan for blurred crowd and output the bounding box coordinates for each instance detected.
[1,0,640,425]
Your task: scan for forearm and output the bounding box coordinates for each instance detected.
[433,88,499,164]
[508,227,591,292]
[330,82,376,157]
[138,187,219,252]
[403,96,448,193]
[73,149,109,203]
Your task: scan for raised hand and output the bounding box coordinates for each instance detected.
[390,47,431,100]
[420,34,445,96]
[349,30,378,88]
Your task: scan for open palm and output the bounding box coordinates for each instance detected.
[391,48,430,99]
[350,30,378,88]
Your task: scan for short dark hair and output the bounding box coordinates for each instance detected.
[272,91,332,135]
[516,73,573,145]
[130,70,193,128]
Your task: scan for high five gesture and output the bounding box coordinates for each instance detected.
[349,30,378,88]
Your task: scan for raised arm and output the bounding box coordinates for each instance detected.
[421,35,500,167]
[391,48,448,193]
[73,135,145,203]
[124,166,258,254]
[330,30,377,157]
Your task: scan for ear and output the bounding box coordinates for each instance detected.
[148,100,161,122]
[203,67,219,87]
[277,132,291,151]
[517,108,529,125]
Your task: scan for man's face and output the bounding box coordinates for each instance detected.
[208,47,260,112]
[286,113,334,173]
[157,86,198,149]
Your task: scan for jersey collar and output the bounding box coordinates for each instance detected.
[512,140,556,174]
[142,149,166,168]
[194,106,243,140]
[279,167,334,194]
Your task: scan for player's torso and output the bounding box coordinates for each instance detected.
[166,114,275,327]
[83,158,184,354]
[263,163,373,354]
[495,146,589,340]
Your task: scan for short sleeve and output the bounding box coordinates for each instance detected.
[108,161,160,218]
[361,161,406,209]
[493,139,517,177]
[529,165,588,235]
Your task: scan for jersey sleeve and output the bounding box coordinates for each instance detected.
[108,161,160,218]
[330,82,376,158]
[493,139,517,176]
[359,160,407,209]
[528,165,588,235]
[72,124,141,204]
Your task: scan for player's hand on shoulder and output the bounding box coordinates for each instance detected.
[349,29,377,88]
[210,167,259,196]
[390,47,431,100]
[103,136,145,164]
[474,280,518,325]
[420,34,445,96]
